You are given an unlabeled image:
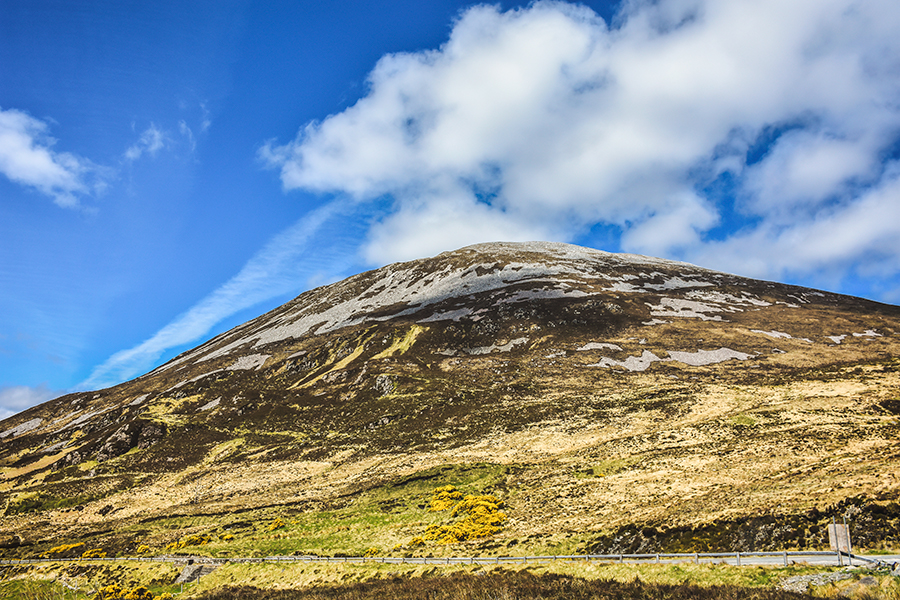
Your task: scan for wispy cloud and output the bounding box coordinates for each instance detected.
[179,120,196,153]
[124,123,167,162]
[0,107,103,208]
[79,200,370,389]
[199,102,211,133]
[0,384,59,420]
[262,0,900,284]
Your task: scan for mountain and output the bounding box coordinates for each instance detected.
[1,241,899,560]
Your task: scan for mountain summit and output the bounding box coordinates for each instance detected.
[2,242,898,558]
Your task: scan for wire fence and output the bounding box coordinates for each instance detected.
[0,549,884,568]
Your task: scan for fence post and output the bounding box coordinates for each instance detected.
[619,554,623,563]
[655,554,659,564]
[783,551,787,566]
[736,552,741,566]
[845,517,853,567]
[693,553,698,565]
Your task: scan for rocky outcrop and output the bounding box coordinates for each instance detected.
[96,420,167,462]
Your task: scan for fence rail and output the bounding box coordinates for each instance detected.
[0,550,884,568]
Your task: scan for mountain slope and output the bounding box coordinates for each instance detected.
[1,242,899,558]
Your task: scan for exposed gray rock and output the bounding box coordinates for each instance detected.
[778,571,852,593]
[373,375,395,396]
[175,564,218,584]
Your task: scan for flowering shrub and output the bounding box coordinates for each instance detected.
[420,487,507,544]
[363,547,379,557]
[90,584,154,600]
[82,548,108,558]
[428,485,463,512]
[136,544,151,554]
[267,518,286,531]
[41,542,85,558]
[165,533,212,551]
[218,532,234,541]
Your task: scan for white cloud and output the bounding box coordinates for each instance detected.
[621,191,718,257]
[0,107,99,207]
[179,120,196,153]
[80,200,370,389]
[0,384,58,420]
[124,123,167,161]
[692,161,900,280]
[262,0,900,284]
[364,186,556,264]
[199,102,211,133]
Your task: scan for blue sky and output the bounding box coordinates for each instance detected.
[2,0,899,418]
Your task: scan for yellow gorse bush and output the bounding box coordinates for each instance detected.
[90,583,154,600]
[136,544,150,554]
[164,533,213,552]
[450,494,504,518]
[267,518,286,531]
[421,488,507,544]
[82,548,108,558]
[41,542,85,557]
[428,485,463,512]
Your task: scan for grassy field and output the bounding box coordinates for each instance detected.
[2,560,899,599]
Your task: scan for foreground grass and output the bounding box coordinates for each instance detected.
[194,570,815,600]
[3,559,898,599]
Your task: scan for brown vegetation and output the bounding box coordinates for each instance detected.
[194,571,814,600]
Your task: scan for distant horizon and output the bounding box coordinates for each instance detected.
[3,0,900,418]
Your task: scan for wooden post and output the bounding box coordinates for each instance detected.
[828,519,850,566]
[845,518,853,567]
[783,551,787,566]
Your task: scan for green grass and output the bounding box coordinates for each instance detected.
[0,579,74,600]
[6,491,103,515]
[729,414,759,427]
[7,557,900,599]
[90,463,513,560]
